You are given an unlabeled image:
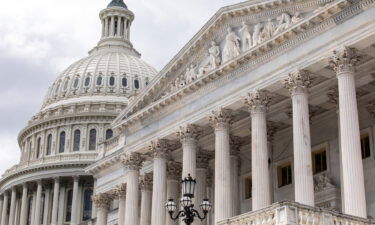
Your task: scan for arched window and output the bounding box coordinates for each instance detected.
[36,138,41,159]
[96,76,103,86]
[73,130,81,151]
[134,79,140,89]
[63,79,69,91]
[73,78,79,89]
[109,76,115,86]
[46,134,52,156]
[65,190,73,222]
[59,132,66,153]
[89,129,97,150]
[82,189,93,221]
[54,83,60,95]
[122,77,127,87]
[84,77,90,87]
[106,129,113,140]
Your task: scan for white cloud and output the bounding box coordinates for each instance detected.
[0,0,241,175]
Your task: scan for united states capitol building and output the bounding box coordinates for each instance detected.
[2,0,375,225]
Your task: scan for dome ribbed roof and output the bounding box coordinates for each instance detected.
[42,51,157,110]
[107,0,127,9]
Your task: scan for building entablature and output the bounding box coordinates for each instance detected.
[112,0,348,128]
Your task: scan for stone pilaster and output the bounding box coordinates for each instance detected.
[122,152,143,225]
[209,108,233,223]
[166,161,182,225]
[93,193,113,225]
[150,139,170,225]
[283,70,315,207]
[115,183,127,225]
[329,47,367,218]
[243,90,272,210]
[140,173,153,225]
[177,124,202,179]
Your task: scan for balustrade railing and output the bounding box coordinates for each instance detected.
[217,201,374,225]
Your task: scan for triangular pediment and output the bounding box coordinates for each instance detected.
[112,0,349,128]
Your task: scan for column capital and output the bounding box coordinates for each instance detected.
[121,152,144,170]
[167,161,182,180]
[53,177,60,183]
[329,46,361,75]
[197,149,213,169]
[139,173,153,191]
[242,90,272,114]
[115,183,127,198]
[36,179,42,186]
[93,193,113,210]
[283,70,313,95]
[73,176,79,182]
[209,108,233,129]
[148,139,171,159]
[177,124,202,143]
[230,135,242,156]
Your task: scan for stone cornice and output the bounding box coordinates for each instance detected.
[113,0,349,131]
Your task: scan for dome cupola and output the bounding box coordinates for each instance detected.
[107,0,128,9]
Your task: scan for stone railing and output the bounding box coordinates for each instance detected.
[3,153,97,177]
[217,201,374,225]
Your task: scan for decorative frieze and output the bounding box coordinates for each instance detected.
[329,46,361,75]
[121,152,143,170]
[209,108,233,129]
[242,90,272,114]
[92,193,113,210]
[139,173,153,191]
[283,70,313,95]
[166,161,182,180]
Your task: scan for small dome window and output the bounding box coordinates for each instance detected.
[134,79,140,89]
[96,76,103,86]
[73,78,79,89]
[54,83,60,95]
[106,129,113,140]
[63,80,69,91]
[145,78,149,86]
[122,77,128,87]
[84,77,91,87]
[109,76,115,86]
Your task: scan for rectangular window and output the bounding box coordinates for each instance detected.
[244,177,252,199]
[278,163,292,187]
[361,133,371,159]
[312,149,327,174]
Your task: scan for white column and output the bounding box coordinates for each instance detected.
[209,108,233,223]
[20,184,29,225]
[93,193,112,225]
[91,179,97,220]
[70,176,79,225]
[34,180,43,225]
[166,161,181,225]
[330,47,367,218]
[0,195,3,224]
[178,124,201,179]
[229,137,241,216]
[8,187,17,225]
[196,150,211,225]
[283,71,315,206]
[110,16,115,37]
[51,178,59,225]
[43,186,51,225]
[1,192,9,225]
[123,19,127,39]
[243,90,272,210]
[150,139,169,225]
[115,184,126,225]
[140,173,153,225]
[116,16,122,36]
[123,152,142,225]
[31,191,37,225]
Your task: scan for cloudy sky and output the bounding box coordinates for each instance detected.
[0,0,242,174]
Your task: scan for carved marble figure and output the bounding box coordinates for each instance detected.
[252,23,262,47]
[223,27,241,62]
[274,13,292,35]
[239,22,252,51]
[185,64,197,84]
[260,18,274,42]
[291,12,303,24]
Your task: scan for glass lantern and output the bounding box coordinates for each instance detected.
[200,199,212,212]
[182,174,196,198]
[165,199,177,213]
[180,196,193,208]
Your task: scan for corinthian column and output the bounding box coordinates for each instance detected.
[229,136,241,215]
[115,183,127,225]
[71,176,80,225]
[329,47,367,218]
[209,108,233,223]
[93,193,112,225]
[122,152,143,225]
[166,161,182,225]
[50,177,60,225]
[140,173,153,225]
[20,184,28,225]
[196,150,212,225]
[283,71,315,206]
[243,90,272,210]
[0,192,9,225]
[8,187,17,225]
[150,139,170,225]
[34,180,43,225]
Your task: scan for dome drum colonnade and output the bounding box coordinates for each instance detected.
[0,0,157,225]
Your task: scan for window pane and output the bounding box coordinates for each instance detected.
[122,77,127,87]
[244,178,252,199]
[46,134,52,156]
[278,164,292,187]
[73,78,79,88]
[361,134,371,159]
[65,190,73,222]
[85,77,90,87]
[36,138,41,159]
[134,79,140,89]
[63,80,69,90]
[89,129,97,150]
[109,77,115,86]
[82,189,93,221]
[96,76,102,86]
[73,130,81,151]
[59,132,65,153]
[106,129,113,140]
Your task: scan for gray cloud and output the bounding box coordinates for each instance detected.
[0,0,241,174]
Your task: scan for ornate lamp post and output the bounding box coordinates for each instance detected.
[165,174,212,225]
